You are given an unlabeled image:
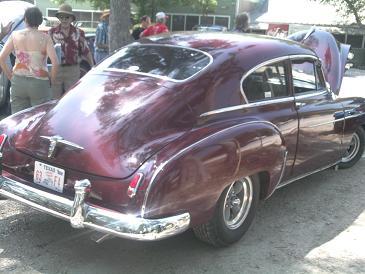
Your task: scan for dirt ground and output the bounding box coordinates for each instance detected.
[0,69,364,273]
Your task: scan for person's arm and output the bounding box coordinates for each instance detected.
[46,35,58,86]
[0,21,14,41]
[86,51,94,67]
[0,34,14,80]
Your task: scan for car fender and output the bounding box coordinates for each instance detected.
[140,120,287,226]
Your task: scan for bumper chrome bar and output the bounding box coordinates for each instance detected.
[0,176,190,241]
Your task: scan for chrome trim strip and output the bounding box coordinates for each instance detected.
[102,43,213,83]
[277,151,288,186]
[142,120,281,217]
[199,97,294,118]
[304,113,363,128]
[40,135,84,159]
[0,176,190,241]
[344,113,364,120]
[276,161,340,189]
[307,119,341,128]
[294,90,327,100]
[289,55,319,61]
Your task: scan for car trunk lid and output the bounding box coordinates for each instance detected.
[12,72,190,179]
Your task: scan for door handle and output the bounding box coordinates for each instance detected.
[295,102,305,109]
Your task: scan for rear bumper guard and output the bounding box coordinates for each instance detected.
[0,176,190,241]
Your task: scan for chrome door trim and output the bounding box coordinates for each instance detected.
[276,160,340,189]
[199,97,294,118]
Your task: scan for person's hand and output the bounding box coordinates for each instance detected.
[0,21,14,38]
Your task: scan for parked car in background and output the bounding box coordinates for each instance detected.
[0,30,364,247]
[39,16,60,31]
[192,24,227,32]
[73,20,98,34]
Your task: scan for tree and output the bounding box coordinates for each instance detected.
[109,0,131,51]
[312,0,365,25]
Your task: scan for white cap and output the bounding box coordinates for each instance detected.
[156,12,167,20]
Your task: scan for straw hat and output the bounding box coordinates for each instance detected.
[55,4,76,21]
[100,9,110,20]
[100,10,110,20]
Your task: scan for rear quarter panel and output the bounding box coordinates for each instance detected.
[140,120,286,226]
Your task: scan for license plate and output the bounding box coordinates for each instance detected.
[33,161,65,193]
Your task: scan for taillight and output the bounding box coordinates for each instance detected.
[0,134,7,151]
[127,173,143,198]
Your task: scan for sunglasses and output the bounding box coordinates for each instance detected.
[59,15,71,20]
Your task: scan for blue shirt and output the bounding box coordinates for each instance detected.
[94,21,108,52]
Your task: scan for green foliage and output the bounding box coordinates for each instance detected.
[312,0,365,25]
[51,0,218,20]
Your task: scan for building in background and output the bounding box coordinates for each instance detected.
[16,0,102,23]
[164,0,268,31]
[256,0,365,68]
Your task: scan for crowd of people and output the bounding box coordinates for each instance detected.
[0,2,252,115]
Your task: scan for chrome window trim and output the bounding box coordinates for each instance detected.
[294,90,328,100]
[102,43,213,83]
[239,54,318,103]
[199,97,294,118]
[141,120,281,217]
[240,56,290,102]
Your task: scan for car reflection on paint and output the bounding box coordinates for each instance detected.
[0,29,365,247]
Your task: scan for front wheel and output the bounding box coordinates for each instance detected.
[338,127,365,169]
[193,175,260,247]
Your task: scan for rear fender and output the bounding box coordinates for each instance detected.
[139,120,286,226]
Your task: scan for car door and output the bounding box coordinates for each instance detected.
[241,59,299,179]
[290,57,344,178]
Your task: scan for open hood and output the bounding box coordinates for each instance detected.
[288,28,350,95]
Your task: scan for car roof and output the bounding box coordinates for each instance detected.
[139,32,316,70]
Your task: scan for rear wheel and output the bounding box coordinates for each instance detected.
[338,127,365,169]
[193,175,260,247]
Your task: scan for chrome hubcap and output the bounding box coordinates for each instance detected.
[342,132,360,163]
[223,177,253,230]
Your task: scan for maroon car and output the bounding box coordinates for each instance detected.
[0,29,364,247]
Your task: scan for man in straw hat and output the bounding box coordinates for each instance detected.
[94,9,110,63]
[48,3,94,99]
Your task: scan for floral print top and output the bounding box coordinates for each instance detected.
[10,33,49,80]
[49,24,90,65]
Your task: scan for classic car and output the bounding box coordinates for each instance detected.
[0,29,364,247]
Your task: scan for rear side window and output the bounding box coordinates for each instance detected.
[242,61,288,102]
[105,45,211,81]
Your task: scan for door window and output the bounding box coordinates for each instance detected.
[292,59,326,94]
[242,61,288,102]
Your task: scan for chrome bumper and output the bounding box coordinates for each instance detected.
[0,176,190,241]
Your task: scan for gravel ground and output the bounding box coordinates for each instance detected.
[0,69,364,273]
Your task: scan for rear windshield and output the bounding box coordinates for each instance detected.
[103,45,212,81]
